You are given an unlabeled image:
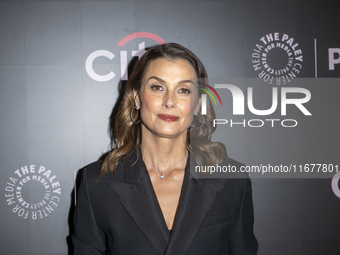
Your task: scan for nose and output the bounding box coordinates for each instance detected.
[162,91,176,109]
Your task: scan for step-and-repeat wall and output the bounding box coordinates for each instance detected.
[1,1,339,254]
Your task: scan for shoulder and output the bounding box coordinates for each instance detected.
[219,157,250,189]
[76,159,127,201]
[83,160,103,173]
[80,160,103,182]
[213,158,254,207]
[80,158,128,184]
[223,156,248,177]
[222,157,245,168]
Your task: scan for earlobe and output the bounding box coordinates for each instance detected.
[194,97,202,115]
[133,90,140,109]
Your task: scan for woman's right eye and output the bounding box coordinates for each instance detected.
[151,85,163,91]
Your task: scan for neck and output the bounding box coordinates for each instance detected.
[141,128,188,174]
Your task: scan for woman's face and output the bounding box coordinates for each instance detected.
[134,57,200,139]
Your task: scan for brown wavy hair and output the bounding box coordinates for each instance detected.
[101,43,227,176]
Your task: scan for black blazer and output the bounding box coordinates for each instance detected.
[72,153,258,255]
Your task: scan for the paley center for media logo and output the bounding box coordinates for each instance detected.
[4,165,61,220]
[252,32,303,85]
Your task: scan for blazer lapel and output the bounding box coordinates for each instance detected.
[164,157,228,255]
[106,154,170,255]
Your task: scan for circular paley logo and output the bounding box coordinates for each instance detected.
[4,165,61,220]
[252,32,303,85]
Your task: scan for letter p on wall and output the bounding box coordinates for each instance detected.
[329,48,340,70]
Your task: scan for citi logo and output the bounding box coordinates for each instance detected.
[85,32,166,82]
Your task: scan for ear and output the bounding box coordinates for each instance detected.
[133,90,141,109]
[194,97,202,116]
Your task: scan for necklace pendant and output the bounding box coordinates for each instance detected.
[160,175,164,179]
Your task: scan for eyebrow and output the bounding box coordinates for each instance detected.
[147,76,193,85]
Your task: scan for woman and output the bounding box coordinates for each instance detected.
[72,43,258,255]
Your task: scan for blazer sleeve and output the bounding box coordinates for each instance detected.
[72,168,107,255]
[229,177,258,255]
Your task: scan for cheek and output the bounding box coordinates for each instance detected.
[142,94,160,113]
[143,94,152,109]
[181,100,195,117]
[189,99,199,114]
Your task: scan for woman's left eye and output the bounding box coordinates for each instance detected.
[179,88,190,94]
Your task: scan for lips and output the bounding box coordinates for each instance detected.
[158,114,179,122]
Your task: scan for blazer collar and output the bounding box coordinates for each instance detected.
[106,149,228,255]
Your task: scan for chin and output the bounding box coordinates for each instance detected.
[142,122,189,139]
[156,130,180,138]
